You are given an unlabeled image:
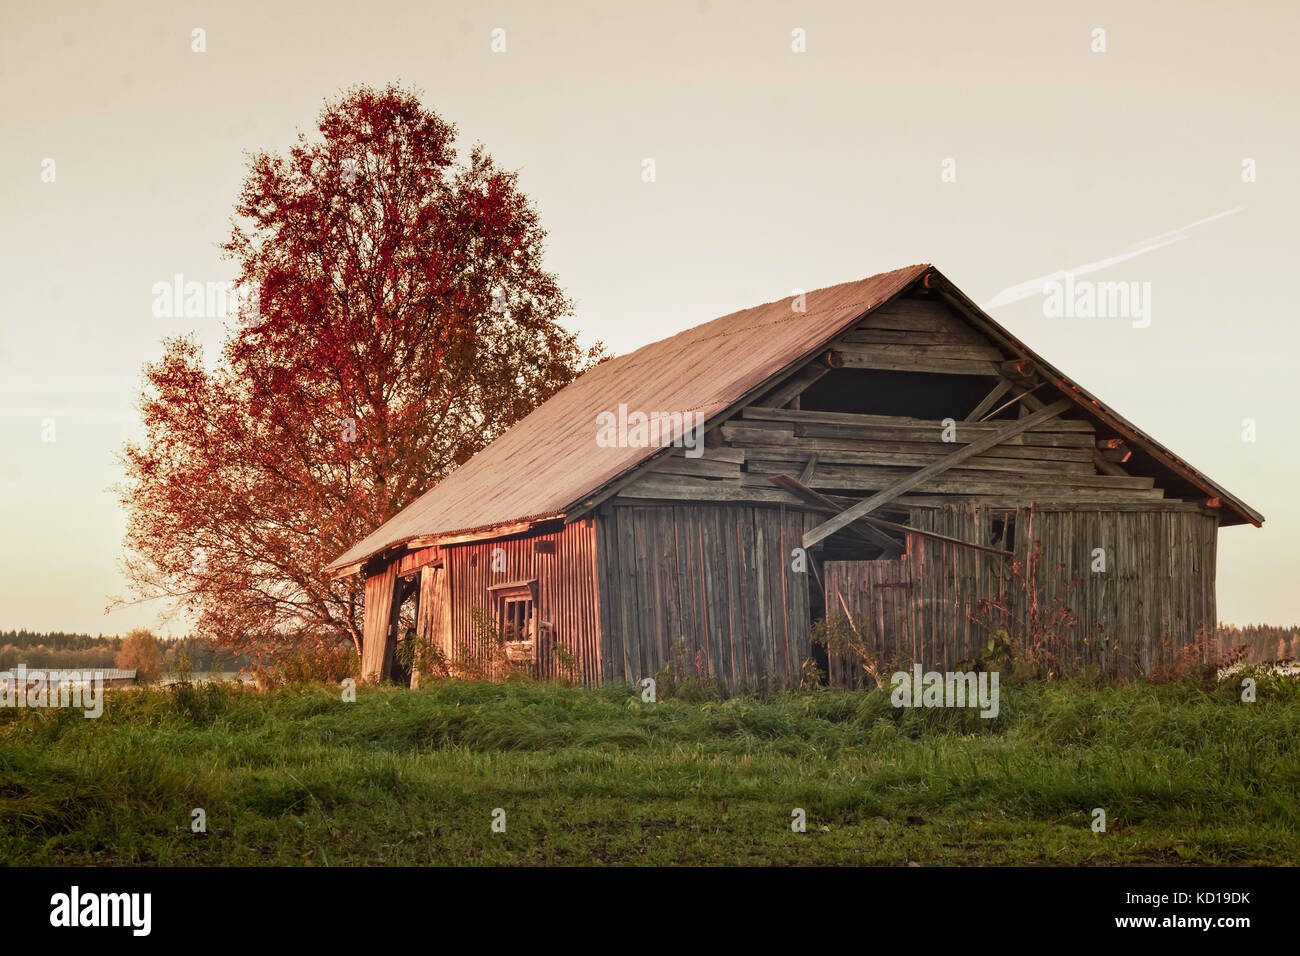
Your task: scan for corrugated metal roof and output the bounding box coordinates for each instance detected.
[329,262,1262,572]
[328,264,929,570]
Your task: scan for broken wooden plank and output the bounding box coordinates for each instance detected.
[767,474,904,555]
[1093,449,1131,478]
[798,452,819,484]
[770,474,1013,558]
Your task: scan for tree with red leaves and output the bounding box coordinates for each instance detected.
[118,84,603,664]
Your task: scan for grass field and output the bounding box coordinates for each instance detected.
[1,673,1297,865]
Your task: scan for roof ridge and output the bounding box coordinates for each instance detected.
[612,265,931,362]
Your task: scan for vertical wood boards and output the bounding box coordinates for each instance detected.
[440,521,601,683]
[593,502,816,692]
[369,501,1216,691]
[825,502,1219,683]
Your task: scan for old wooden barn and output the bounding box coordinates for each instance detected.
[328,265,1262,689]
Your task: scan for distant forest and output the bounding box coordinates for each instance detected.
[0,631,250,672]
[1214,624,1300,663]
[1,624,1295,673]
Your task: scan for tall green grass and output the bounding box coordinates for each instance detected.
[1,673,1296,865]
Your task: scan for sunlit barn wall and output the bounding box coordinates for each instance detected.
[441,520,602,683]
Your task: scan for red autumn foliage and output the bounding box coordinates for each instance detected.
[117,84,604,661]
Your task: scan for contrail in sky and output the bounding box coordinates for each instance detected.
[980,206,1246,310]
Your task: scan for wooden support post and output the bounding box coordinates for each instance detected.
[802,398,1073,548]
[360,561,400,683]
[1014,387,1047,412]
[413,563,450,689]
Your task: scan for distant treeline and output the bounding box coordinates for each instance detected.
[2,625,1294,673]
[1214,624,1300,662]
[0,631,249,672]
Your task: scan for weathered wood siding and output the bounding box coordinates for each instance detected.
[442,520,602,683]
[595,502,817,691]
[827,502,1219,680]
[824,556,916,688]
[1014,504,1218,675]
[412,564,450,688]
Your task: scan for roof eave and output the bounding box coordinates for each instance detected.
[326,512,567,578]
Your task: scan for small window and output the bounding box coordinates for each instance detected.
[489,581,537,663]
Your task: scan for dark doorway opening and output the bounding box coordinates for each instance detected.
[388,575,419,687]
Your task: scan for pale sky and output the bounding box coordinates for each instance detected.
[2,0,1296,635]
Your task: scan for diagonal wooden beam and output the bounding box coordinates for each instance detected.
[767,474,904,555]
[964,377,1014,422]
[801,398,1073,548]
